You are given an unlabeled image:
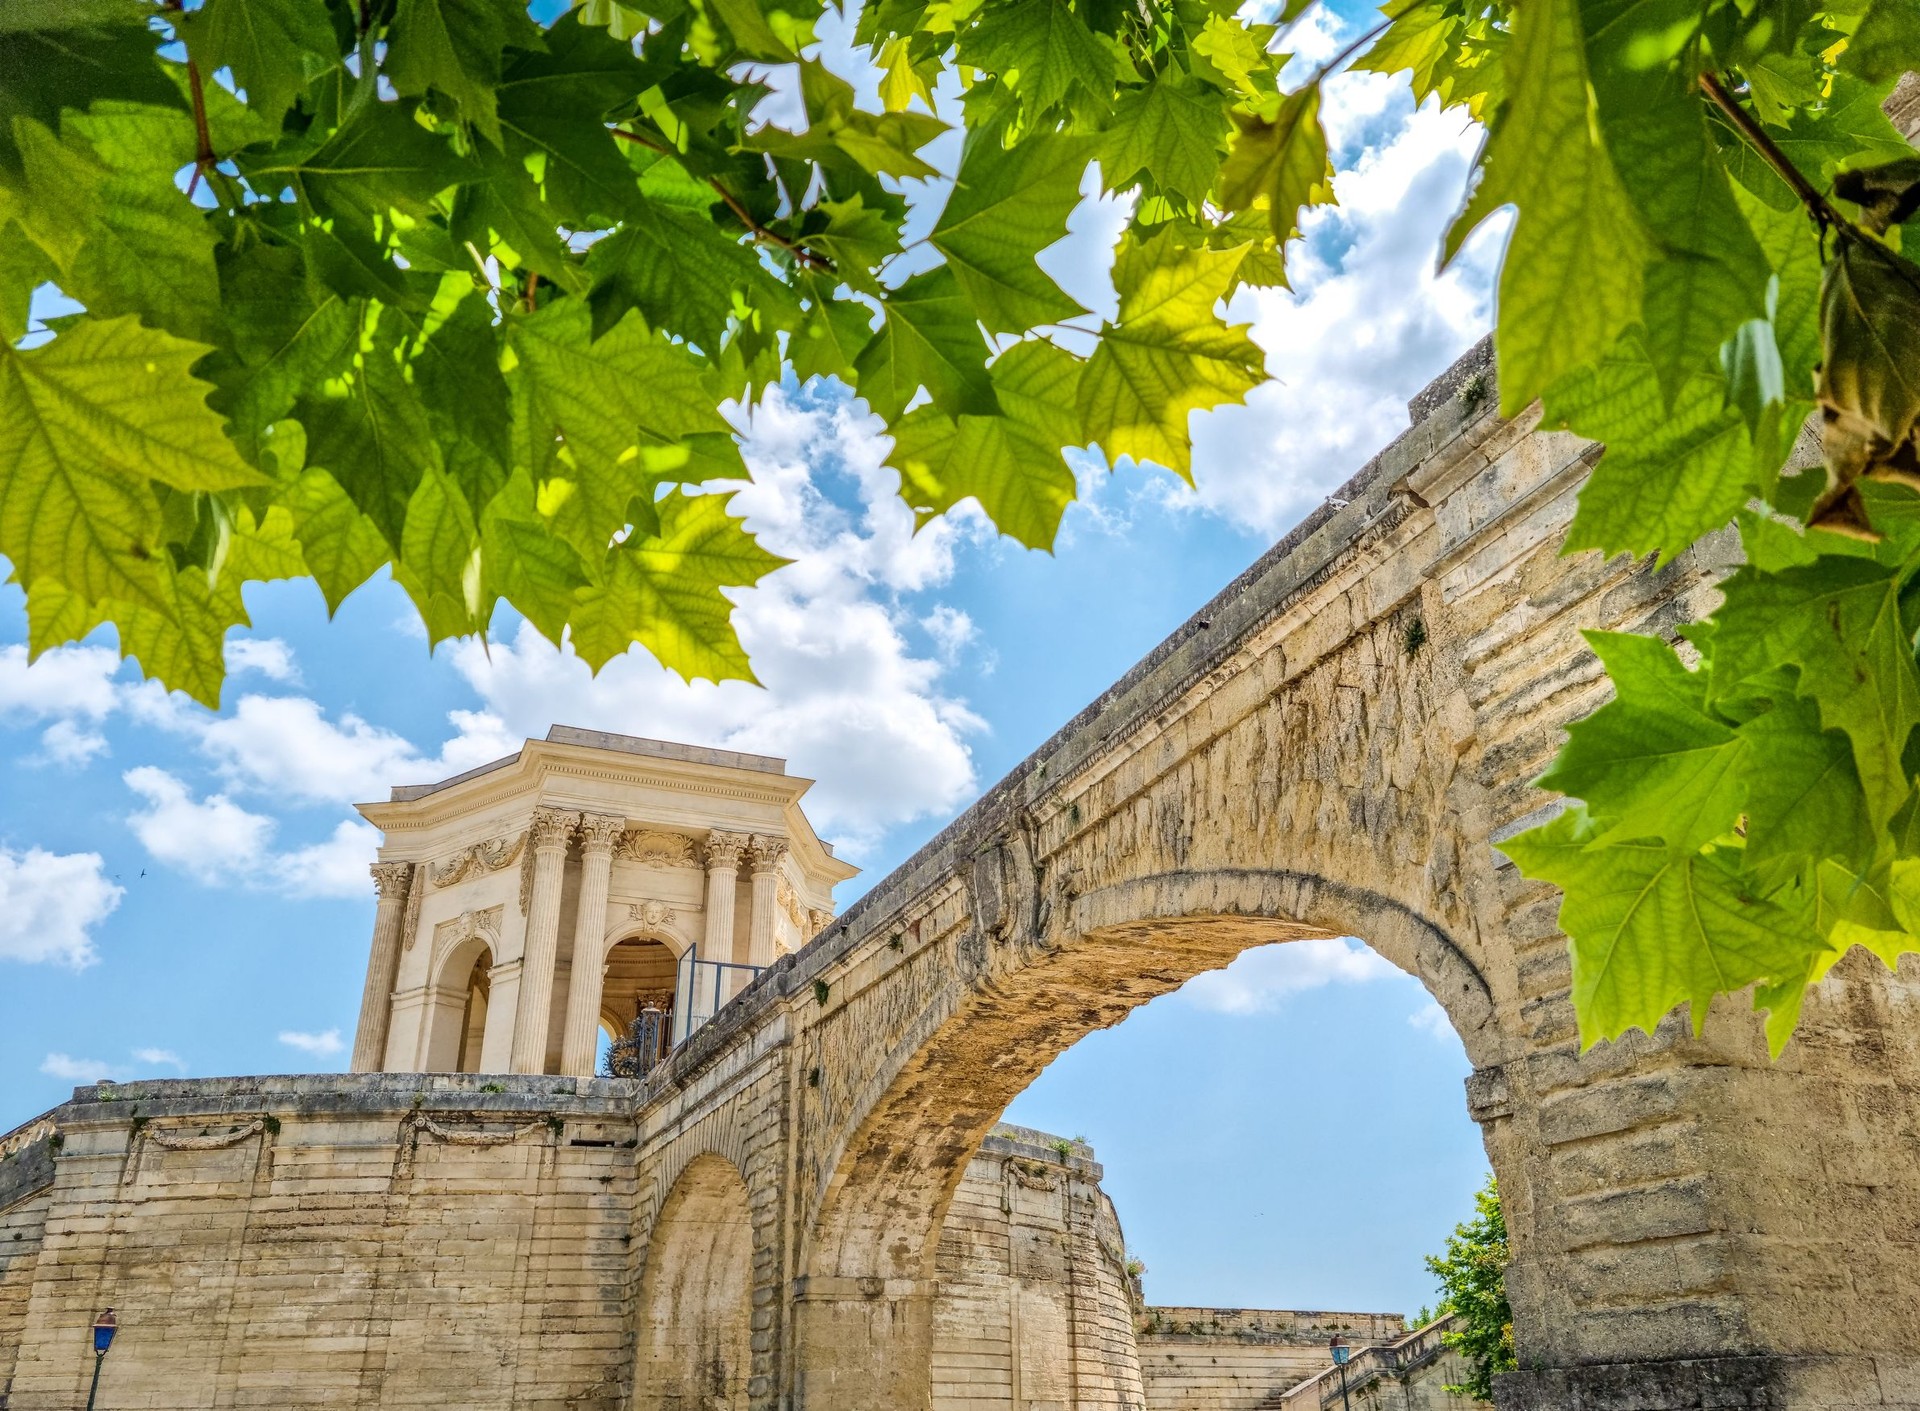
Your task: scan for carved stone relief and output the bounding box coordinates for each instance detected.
[775,876,805,932]
[617,828,698,867]
[427,832,527,888]
[625,900,677,931]
[703,830,750,871]
[432,905,503,979]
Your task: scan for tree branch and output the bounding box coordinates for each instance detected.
[184,57,216,199]
[611,126,833,271]
[1699,71,1864,242]
[162,0,218,200]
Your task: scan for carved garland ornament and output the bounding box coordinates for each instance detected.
[519,809,578,913]
[394,1110,553,1178]
[401,864,424,950]
[427,832,527,888]
[125,1118,270,1183]
[775,875,805,932]
[616,828,698,867]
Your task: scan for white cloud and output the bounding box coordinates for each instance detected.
[121,767,379,900]
[279,820,382,899]
[1178,938,1402,1015]
[446,387,988,858]
[921,605,978,663]
[198,695,431,805]
[1181,78,1503,538]
[0,845,122,968]
[224,637,301,684]
[0,643,122,722]
[39,719,109,767]
[1408,1000,1459,1042]
[41,1052,126,1083]
[278,1028,344,1057]
[124,766,275,886]
[132,1047,186,1069]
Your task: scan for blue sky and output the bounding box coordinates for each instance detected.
[0,2,1507,1318]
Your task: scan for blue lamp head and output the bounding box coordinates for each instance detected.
[1329,1333,1349,1366]
[92,1309,116,1354]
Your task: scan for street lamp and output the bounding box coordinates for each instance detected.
[86,1308,116,1411]
[1328,1333,1351,1411]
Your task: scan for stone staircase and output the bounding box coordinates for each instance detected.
[1264,1315,1462,1409]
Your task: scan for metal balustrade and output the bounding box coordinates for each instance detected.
[604,949,765,1078]
[1264,1313,1462,1410]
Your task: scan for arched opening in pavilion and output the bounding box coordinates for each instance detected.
[421,936,494,1074]
[598,935,678,1076]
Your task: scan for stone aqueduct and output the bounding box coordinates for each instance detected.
[8,337,1920,1411]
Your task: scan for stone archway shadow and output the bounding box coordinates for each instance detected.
[635,1151,755,1411]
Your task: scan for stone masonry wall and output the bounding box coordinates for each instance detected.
[0,1080,1162,1411]
[931,1126,1145,1411]
[1137,1308,1404,1411]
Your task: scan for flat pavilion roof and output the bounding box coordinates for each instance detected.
[387,725,788,803]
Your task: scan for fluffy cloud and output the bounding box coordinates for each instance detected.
[279,820,384,899]
[122,767,377,899]
[1408,1000,1459,1042]
[278,1028,344,1057]
[447,386,988,857]
[39,720,109,767]
[124,767,275,886]
[0,845,122,968]
[224,637,301,684]
[0,643,121,722]
[1182,74,1502,537]
[41,1052,125,1082]
[132,1047,186,1069]
[197,695,501,806]
[1177,938,1403,1015]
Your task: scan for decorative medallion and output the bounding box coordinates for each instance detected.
[432,905,503,976]
[626,900,677,931]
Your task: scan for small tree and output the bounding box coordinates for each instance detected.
[1423,1175,1515,1401]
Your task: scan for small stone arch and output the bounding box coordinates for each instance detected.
[791,867,1502,1408]
[420,925,496,1072]
[634,1151,754,1411]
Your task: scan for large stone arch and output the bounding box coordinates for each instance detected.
[634,1152,755,1411]
[791,866,1503,1410]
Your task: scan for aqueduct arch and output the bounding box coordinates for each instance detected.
[636,1153,755,1411]
[793,872,1503,1409]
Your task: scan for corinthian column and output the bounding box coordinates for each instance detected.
[560,813,625,1077]
[747,834,790,970]
[509,808,577,1074]
[351,862,414,1073]
[702,831,749,965]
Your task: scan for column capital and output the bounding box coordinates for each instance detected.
[704,829,751,871]
[748,833,790,873]
[578,812,627,853]
[370,860,413,900]
[528,807,578,851]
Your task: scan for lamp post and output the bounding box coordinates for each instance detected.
[85,1308,115,1411]
[1328,1333,1351,1411]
